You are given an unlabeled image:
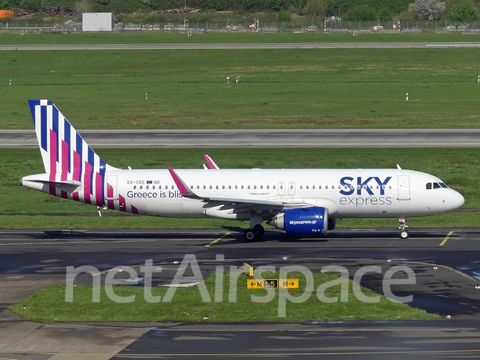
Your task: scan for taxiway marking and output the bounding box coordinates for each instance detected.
[440,231,454,246]
[206,231,231,248]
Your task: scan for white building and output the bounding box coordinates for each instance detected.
[82,13,114,32]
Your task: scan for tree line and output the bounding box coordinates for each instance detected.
[1,0,478,21]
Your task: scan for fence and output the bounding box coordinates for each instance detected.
[1,19,480,34]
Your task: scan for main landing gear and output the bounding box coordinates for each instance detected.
[243,214,265,242]
[243,224,265,242]
[398,217,409,239]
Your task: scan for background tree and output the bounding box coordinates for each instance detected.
[344,4,376,20]
[278,7,292,21]
[449,2,478,21]
[304,0,331,18]
[378,6,393,21]
[408,0,446,20]
[76,0,92,12]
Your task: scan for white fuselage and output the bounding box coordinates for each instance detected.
[98,168,464,220]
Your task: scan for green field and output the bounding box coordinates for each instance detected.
[1,148,477,229]
[0,31,477,44]
[2,47,480,129]
[9,272,439,322]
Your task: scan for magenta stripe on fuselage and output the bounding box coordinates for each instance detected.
[95,173,103,207]
[61,140,68,181]
[49,130,57,195]
[84,162,92,204]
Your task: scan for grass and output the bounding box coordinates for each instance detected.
[9,271,439,322]
[1,148,478,229]
[2,48,480,129]
[0,31,477,44]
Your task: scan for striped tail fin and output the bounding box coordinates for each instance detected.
[28,99,119,206]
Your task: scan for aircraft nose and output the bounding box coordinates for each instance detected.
[451,190,465,210]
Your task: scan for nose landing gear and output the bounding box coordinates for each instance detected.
[398,217,409,239]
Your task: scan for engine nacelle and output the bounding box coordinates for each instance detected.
[269,206,328,237]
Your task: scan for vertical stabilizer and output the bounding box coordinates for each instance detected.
[28,99,119,206]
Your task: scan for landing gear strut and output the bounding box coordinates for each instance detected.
[243,214,265,242]
[398,217,409,239]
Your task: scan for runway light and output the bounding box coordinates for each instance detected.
[23,305,26,309]
[203,316,208,320]
[475,285,480,290]
[118,268,123,273]
[433,266,438,270]
[174,260,179,265]
[387,259,392,263]
[283,257,287,261]
[446,315,452,320]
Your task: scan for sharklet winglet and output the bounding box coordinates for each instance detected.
[204,154,219,170]
[168,168,199,199]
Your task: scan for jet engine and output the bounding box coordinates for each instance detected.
[268,207,329,237]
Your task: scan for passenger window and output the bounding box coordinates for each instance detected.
[229,185,231,190]
[248,185,251,189]
[266,185,269,189]
[426,183,432,190]
[134,185,136,190]
[326,185,328,190]
[241,185,244,190]
[203,185,206,189]
[254,185,257,189]
[260,185,263,189]
[209,185,212,189]
[300,185,303,190]
[319,185,322,189]
[273,185,276,189]
[140,185,143,190]
[312,185,315,189]
[280,185,283,189]
[146,185,149,190]
[216,185,219,189]
[190,185,193,189]
[306,185,309,190]
[158,185,161,190]
[290,185,293,189]
[222,185,225,189]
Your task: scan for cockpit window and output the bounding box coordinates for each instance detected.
[440,183,448,188]
[426,183,432,190]
[433,182,441,189]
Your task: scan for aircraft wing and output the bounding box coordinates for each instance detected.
[168,168,284,214]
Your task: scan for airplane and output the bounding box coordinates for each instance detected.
[21,100,465,242]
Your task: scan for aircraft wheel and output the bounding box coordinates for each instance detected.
[399,230,409,239]
[253,224,265,239]
[244,229,256,242]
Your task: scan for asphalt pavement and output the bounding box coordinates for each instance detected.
[3,129,480,148]
[1,228,480,358]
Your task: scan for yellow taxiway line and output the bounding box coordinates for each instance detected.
[440,230,454,246]
[206,231,231,248]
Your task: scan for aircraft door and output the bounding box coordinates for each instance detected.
[278,182,285,195]
[105,175,118,209]
[288,182,295,195]
[398,175,410,200]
